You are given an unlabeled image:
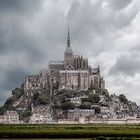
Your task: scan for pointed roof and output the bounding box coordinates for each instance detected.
[97,66,100,73]
[65,27,73,54]
[67,27,70,47]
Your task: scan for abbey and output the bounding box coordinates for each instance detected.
[24,29,105,92]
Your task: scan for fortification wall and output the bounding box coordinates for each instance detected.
[58,119,140,124]
[89,119,140,124]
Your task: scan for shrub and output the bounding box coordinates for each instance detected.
[61,102,75,110]
[89,93,100,103]
[38,94,49,105]
[119,94,128,104]
[79,102,91,109]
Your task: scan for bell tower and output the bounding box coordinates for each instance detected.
[64,28,74,70]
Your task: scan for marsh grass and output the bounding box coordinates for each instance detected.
[0,124,140,139]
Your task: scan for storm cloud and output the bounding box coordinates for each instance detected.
[0,0,140,105]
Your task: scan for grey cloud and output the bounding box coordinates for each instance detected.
[109,54,140,76]
[0,0,140,105]
[130,45,140,53]
[108,0,132,10]
[66,0,138,43]
[0,66,28,107]
[0,10,44,61]
[0,0,43,14]
[0,92,10,106]
[0,0,46,106]
[0,66,27,91]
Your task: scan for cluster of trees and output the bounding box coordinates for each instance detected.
[53,89,101,114]
[119,94,128,104]
[88,92,100,103]
[0,82,130,117]
[79,92,101,114]
[33,92,49,106]
[20,108,32,121]
[61,102,75,110]
[56,89,86,98]
[0,86,24,115]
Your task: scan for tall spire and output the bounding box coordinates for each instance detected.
[65,27,73,54]
[67,27,70,47]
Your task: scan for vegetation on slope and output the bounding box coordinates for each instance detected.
[0,84,24,115]
[0,83,138,120]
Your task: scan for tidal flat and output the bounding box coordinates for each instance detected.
[1,124,140,139]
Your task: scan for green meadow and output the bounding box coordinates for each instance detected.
[1,124,140,139]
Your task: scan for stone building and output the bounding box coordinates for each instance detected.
[0,111,20,124]
[24,29,105,93]
[0,115,3,124]
[67,109,95,121]
[69,96,88,106]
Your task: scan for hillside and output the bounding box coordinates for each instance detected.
[0,83,139,123]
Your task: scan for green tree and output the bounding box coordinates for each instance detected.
[61,102,75,110]
[38,94,49,105]
[0,106,6,115]
[12,88,22,99]
[3,97,13,109]
[119,94,128,103]
[61,96,67,103]
[102,89,109,97]
[92,106,101,114]
[89,93,100,103]
[11,84,24,100]
[81,98,89,102]
[79,102,91,109]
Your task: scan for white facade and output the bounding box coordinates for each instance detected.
[0,111,20,124]
[68,109,95,121]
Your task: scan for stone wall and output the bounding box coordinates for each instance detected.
[58,118,140,124]
[0,111,20,124]
[59,70,89,90]
[89,119,140,124]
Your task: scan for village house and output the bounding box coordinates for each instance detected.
[67,109,95,121]
[0,115,3,124]
[0,111,20,124]
[69,95,88,106]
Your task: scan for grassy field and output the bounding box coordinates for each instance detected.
[1,124,140,139]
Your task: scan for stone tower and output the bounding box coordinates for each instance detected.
[64,28,74,70]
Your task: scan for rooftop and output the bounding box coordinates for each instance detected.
[59,70,89,73]
[49,61,64,65]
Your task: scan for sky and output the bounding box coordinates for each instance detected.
[0,0,140,106]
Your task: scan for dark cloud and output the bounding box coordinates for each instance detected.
[0,22,44,74]
[66,0,138,57]
[67,0,134,36]
[0,0,140,106]
[0,92,10,105]
[108,0,132,10]
[109,54,140,76]
[0,67,27,91]
[0,0,45,106]
[0,0,43,14]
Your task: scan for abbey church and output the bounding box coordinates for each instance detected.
[24,29,105,93]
